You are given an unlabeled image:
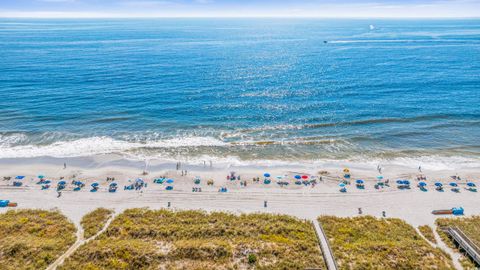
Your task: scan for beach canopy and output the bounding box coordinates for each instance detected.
[467,182,476,187]
[450,182,458,187]
[166,179,174,184]
[294,175,301,179]
[91,183,99,187]
[302,175,308,180]
[419,181,427,187]
[15,176,25,180]
[339,183,346,187]
[58,181,66,185]
[435,182,443,187]
[264,173,271,178]
[356,179,364,184]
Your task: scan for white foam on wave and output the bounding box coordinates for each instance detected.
[0,136,227,159]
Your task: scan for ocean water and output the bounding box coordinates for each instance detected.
[0,19,479,165]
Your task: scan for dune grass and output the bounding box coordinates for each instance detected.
[418,225,437,244]
[0,209,76,270]
[81,208,114,239]
[319,216,454,269]
[436,216,480,269]
[60,209,325,269]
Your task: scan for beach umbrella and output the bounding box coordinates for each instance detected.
[302,175,308,180]
[58,181,66,185]
[44,180,51,184]
[419,182,427,187]
[294,175,301,180]
[403,180,410,185]
[110,182,118,187]
[356,179,364,184]
[377,176,384,180]
[343,168,350,173]
[91,183,99,187]
[467,182,476,187]
[15,176,25,180]
[396,180,403,185]
[276,176,283,180]
[339,183,346,187]
[434,182,443,187]
[449,182,458,187]
[166,179,174,184]
[38,175,45,179]
[264,173,271,178]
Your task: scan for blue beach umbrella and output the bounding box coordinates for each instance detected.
[339,183,346,187]
[166,179,174,184]
[58,181,66,185]
[419,182,427,187]
[91,183,99,187]
[396,180,403,185]
[294,175,301,180]
[356,179,364,184]
[467,182,476,187]
[403,180,410,185]
[264,173,271,178]
[15,176,25,180]
[110,182,118,187]
[435,182,443,187]
[450,182,458,187]
[377,176,384,180]
[44,180,51,184]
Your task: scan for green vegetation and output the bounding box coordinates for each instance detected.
[81,208,113,239]
[0,209,76,270]
[319,216,454,269]
[60,209,325,269]
[436,216,480,269]
[418,225,437,244]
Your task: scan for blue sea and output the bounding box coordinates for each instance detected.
[0,19,479,165]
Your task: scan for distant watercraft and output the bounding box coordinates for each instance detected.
[369,24,375,30]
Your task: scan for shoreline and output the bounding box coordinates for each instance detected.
[1,155,479,228]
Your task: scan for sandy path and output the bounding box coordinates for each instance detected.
[46,214,115,270]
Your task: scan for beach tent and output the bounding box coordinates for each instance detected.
[264,173,271,178]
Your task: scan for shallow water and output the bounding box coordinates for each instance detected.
[0,19,479,164]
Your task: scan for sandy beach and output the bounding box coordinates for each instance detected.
[1,155,479,229]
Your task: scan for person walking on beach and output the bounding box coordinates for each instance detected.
[418,166,422,172]
[64,162,66,169]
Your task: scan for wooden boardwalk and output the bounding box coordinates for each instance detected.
[312,219,338,270]
[445,226,480,266]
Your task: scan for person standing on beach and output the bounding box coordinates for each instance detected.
[64,162,66,169]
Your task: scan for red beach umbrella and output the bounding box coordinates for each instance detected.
[302,175,308,180]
